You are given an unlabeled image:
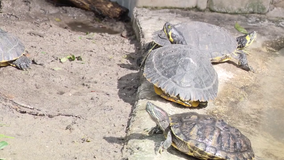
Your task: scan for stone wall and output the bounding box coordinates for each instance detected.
[208,0,271,13]
[111,0,284,18]
[1,0,282,17]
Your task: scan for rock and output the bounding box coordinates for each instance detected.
[208,0,271,13]
[136,0,197,8]
[267,7,284,18]
[197,0,208,10]
[275,0,284,8]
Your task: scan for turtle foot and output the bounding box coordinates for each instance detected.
[13,55,32,70]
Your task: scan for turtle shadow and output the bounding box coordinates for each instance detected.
[104,132,198,160]
[103,136,125,145]
[117,72,140,105]
[117,23,143,105]
[117,21,142,71]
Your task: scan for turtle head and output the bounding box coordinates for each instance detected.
[236,31,257,49]
[163,22,187,45]
[146,102,170,132]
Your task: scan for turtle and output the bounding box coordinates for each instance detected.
[153,21,256,71]
[146,101,255,160]
[0,28,31,70]
[143,44,218,107]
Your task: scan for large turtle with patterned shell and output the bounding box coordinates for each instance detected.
[143,44,218,107]
[152,21,256,71]
[0,28,31,70]
[146,101,255,160]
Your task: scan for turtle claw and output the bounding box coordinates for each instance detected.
[153,141,166,154]
[149,125,163,135]
[243,65,255,72]
[158,143,165,154]
[13,56,32,70]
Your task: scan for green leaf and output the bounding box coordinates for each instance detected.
[234,22,248,34]
[60,57,68,63]
[68,55,76,61]
[60,55,81,63]
[55,18,61,22]
[52,67,62,71]
[0,134,14,139]
[0,141,8,150]
[76,56,83,61]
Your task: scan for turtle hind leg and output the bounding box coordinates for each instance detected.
[148,125,164,135]
[12,55,32,70]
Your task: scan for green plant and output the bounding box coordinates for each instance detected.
[0,134,14,150]
[0,141,8,150]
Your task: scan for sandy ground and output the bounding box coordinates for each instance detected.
[0,0,140,159]
[1,1,284,160]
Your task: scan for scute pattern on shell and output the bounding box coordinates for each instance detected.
[0,29,25,62]
[143,44,218,101]
[169,112,255,159]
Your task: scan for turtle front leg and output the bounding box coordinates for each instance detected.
[149,124,163,135]
[139,42,160,68]
[211,55,231,63]
[12,55,31,70]
[158,131,172,154]
[233,50,254,72]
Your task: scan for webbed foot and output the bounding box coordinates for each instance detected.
[236,51,254,72]
[13,55,31,70]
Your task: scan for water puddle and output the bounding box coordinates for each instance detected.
[66,22,120,34]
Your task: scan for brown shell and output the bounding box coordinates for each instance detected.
[169,112,254,159]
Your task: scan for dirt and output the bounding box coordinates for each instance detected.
[0,0,141,159]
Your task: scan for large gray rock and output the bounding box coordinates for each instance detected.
[274,0,284,8]
[125,7,284,160]
[197,0,208,10]
[136,0,197,8]
[267,7,284,17]
[208,0,271,13]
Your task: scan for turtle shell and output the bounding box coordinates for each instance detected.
[143,44,218,101]
[0,29,25,63]
[154,21,238,59]
[169,112,254,159]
